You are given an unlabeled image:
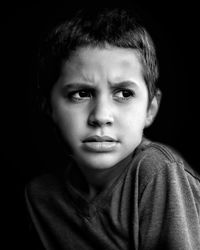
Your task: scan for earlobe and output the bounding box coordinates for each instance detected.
[145,89,161,127]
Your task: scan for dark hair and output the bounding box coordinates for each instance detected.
[38,8,159,111]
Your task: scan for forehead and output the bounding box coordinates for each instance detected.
[60,46,144,83]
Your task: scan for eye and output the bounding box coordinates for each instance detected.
[69,89,93,102]
[114,89,135,101]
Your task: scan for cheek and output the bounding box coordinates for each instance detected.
[53,104,86,139]
[119,104,147,130]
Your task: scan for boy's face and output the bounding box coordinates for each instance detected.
[51,46,157,170]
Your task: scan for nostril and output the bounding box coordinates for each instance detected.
[88,109,114,127]
[88,117,113,127]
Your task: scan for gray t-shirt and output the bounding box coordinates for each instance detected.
[25,138,200,249]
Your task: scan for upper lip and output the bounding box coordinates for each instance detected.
[82,135,118,142]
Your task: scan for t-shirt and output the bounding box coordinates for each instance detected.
[25,138,200,249]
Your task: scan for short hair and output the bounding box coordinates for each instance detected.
[37,8,159,110]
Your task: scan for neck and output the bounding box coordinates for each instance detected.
[69,154,132,200]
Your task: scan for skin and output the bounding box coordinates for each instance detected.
[51,46,159,193]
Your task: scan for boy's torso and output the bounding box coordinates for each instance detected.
[25,138,200,250]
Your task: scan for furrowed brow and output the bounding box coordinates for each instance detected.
[62,83,94,91]
[109,81,139,89]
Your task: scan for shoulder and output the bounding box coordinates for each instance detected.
[25,171,65,205]
[133,138,200,188]
[136,138,183,164]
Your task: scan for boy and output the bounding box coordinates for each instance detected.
[26,8,200,249]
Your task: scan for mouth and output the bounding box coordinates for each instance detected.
[82,135,119,152]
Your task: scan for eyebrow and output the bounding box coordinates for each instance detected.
[60,83,93,97]
[108,80,139,89]
[61,80,139,91]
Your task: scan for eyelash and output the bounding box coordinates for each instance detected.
[67,88,135,103]
[114,89,135,101]
[68,89,93,102]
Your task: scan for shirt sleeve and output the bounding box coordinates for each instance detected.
[138,160,200,250]
[25,187,46,250]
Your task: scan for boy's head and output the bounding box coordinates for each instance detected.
[38,8,159,110]
[37,8,161,170]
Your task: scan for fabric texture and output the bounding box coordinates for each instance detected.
[25,138,200,249]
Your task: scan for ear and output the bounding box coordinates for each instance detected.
[145,89,162,127]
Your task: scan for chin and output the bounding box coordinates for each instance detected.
[76,154,121,170]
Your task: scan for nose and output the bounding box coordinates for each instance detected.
[88,97,114,127]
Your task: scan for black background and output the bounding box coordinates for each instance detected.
[2,2,199,248]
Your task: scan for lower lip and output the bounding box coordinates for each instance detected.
[82,141,119,152]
